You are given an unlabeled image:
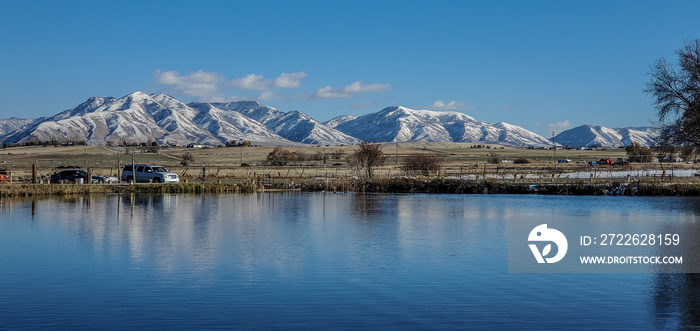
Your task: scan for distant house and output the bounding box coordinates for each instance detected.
[187,143,205,148]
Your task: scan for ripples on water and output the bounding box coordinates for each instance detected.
[0,193,699,329]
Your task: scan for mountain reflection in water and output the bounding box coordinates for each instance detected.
[0,193,698,329]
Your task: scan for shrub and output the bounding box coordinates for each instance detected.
[402,154,443,176]
[267,147,297,165]
[331,150,345,159]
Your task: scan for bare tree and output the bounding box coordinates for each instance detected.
[402,154,443,176]
[625,143,654,163]
[347,142,385,180]
[181,152,195,166]
[645,39,700,147]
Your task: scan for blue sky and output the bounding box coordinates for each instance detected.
[2,1,700,136]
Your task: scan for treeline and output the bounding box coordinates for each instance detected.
[266,147,345,165]
[2,138,256,149]
[626,143,698,162]
[267,144,447,178]
[2,139,88,148]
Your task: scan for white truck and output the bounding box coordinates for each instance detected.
[121,164,179,183]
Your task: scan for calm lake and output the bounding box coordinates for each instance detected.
[1,193,699,329]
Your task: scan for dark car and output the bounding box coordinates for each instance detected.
[50,170,104,184]
[615,158,630,166]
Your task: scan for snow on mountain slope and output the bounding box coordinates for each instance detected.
[493,122,555,146]
[188,103,290,144]
[335,106,551,146]
[205,101,359,145]
[2,92,651,148]
[323,115,357,128]
[2,92,224,146]
[554,125,659,147]
[0,117,39,136]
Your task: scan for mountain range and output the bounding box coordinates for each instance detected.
[0,91,659,148]
[553,125,659,148]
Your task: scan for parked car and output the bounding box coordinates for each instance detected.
[0,169,10,183]
[90,175,106,183]
[121,164,179,183]
[615,158,630,166]
[50,169,106,184]
[52,169,84,183]
[557,159,572,164]
[102,176,119,183]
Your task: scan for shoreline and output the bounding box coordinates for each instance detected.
[2,179,700,197]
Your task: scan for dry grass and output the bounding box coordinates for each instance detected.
[1,143,695,186]
[0,143,697,197]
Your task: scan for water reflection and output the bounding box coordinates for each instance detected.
[650,198,700,329]
[351,192,383,220]
[1,193,700,328]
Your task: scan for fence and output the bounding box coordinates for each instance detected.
[1,152,698,185]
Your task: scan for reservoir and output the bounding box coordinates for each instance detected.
[0,193,698,329]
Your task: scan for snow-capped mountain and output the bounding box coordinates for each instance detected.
[0,92,289,146]
[205,101,359,145]
[1,91,653,148]
[0,117,38,136]
[554,125,659,147]
[1,92,223,146]
[334,106,552,146]
[187,102,289,144]
[323,114,357,129]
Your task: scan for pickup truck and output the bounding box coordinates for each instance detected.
[121,164,179,183]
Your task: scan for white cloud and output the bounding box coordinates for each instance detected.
[230,73,268,90]
[300,81,391,99]
[274,72,307,88]
[343,81,391,93]
[257,90,276,101]
[230,71,307,90]
[155,69,307,101]
[428,100,473,111]
[546,120,571,135]
[154,69,225,100]
[313,86,353,99]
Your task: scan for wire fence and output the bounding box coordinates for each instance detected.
[1,158,698,186]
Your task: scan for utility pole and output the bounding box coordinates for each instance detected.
[131,150,135,184]
[552,131,556,163]
[552,131,557,176]
[395,143,399,165]
[32,159,37,184]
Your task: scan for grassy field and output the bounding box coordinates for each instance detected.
[0,143,694,185]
